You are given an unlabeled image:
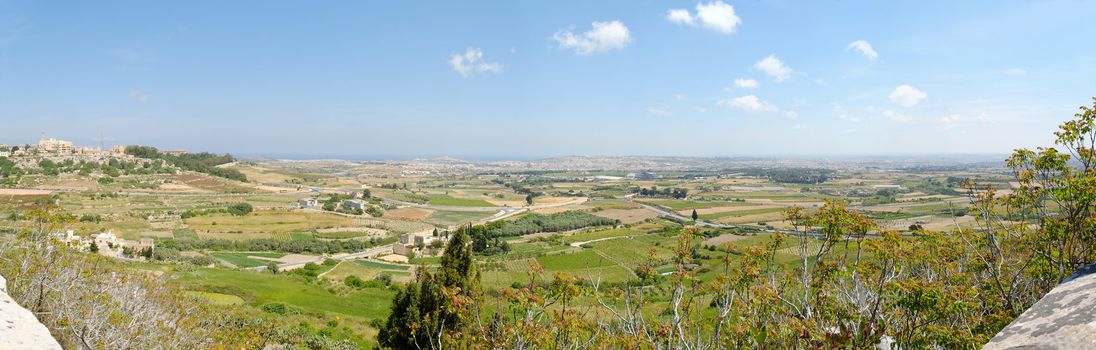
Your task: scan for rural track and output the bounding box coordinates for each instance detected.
[569,235,632,247]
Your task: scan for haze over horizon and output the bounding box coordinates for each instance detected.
[2,1,1094,156]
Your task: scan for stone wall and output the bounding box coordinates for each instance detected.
[0,274,63,349]
[984,264,1096,349]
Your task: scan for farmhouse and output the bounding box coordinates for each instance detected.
[343,199,365,211]
[298,197,319,209]
[393,230,446,257]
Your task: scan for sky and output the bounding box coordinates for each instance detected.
[1,0,1095,159]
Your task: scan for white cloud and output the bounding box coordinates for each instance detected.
[791,123,806,129]
[553,21,631,55]
[883,110,912,122]
[940,114,960,129]
[667,9,695,26]
[832,102,859,122]
[846,40,878,61]
[675,94,687,101]
[720,95,777,112]
[129,90,149,103]
[449,48,504,77]
[1003,68,1027,76]
[888,85,927,107]
[696,107,709,113]
[976,112,992,122]
[784,111,798,119]
[667,1,741,34]
[733,78,759,89]
[646,106,672,116]
[754,55,793,81]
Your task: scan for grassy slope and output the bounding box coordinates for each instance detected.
[175,268,396,321]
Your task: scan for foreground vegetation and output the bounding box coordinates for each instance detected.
[2,100,1093,348]
[370,99,1096,349]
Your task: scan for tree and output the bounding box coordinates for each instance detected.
[691,209,699,221]
[227,202,253,216]
[525,194,534,206]
[378,227,481,349]
[88,241,99,253]
[267,261,279,274]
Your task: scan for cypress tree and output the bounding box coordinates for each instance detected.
[378,226,481,349]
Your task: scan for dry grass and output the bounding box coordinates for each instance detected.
[384,208,434,220]
[593,208,659,224]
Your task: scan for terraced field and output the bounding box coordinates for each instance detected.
[426,195,495,207]
[185,210,353,238]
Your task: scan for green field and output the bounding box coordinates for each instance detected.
[210,252,287,268]
[175,268,396,321]
[698,207,786,221]
[427,195,495,207]
[185,210,353,235]
[424,210,495,226]
[322,261,414,283]
[563,228,637,243]
[536,249,615,269]
[354,259,412,271]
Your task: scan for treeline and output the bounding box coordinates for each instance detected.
[181,203,253,219]
[462,211,618,254]
[738,168,832,184]
[125,146,246,181]
[486,210,618,238]
[157,236,382,255]
[633,186,688,199]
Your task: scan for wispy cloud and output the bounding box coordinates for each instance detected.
[129,91,149,103]
[553,21,631,55]
[1003,68,1027,76]
[646,106,672,116]
[883,110,911,122]
[734,78,759,89]
[940,114,960,129]
[667,1,741,34]
[449,48,503,77]
[720,95,777,112]
[889,85,927,107]
[846,40,878,61]
[754,55,793,81]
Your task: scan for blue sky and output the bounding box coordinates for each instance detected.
[1,1,1094,158]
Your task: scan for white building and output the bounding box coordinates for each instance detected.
[343,199,365,211]
[393,230,446,257]
[298,198,318,209]
[37,138,73,154]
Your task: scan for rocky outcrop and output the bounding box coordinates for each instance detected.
[0,275,63,350]
[984,264,1096,349]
